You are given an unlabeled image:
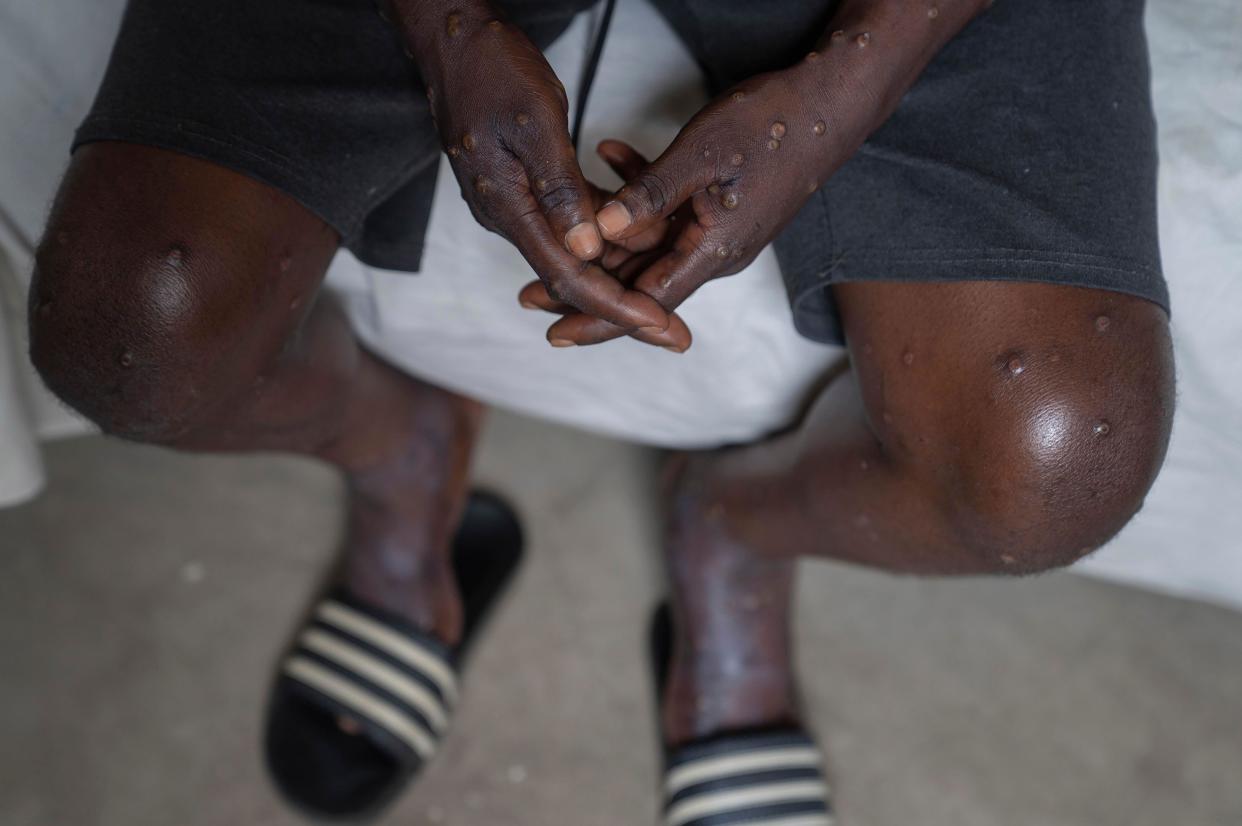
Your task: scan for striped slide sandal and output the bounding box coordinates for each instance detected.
[662,730,835,826]
[264,491,523,821]
[652,604,836,826]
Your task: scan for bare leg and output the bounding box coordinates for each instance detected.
[661,280,1174,745]
[29,143,477,643]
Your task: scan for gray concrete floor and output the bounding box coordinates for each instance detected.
[1,411,1240,826]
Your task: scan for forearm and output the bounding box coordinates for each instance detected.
[379,0,672,331]
[788,0,992,159]
[551,0,995,348]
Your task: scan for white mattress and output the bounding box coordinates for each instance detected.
[1,0,1240,611]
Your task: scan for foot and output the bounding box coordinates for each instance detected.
[661,454,802,748]
[339,386,483,650]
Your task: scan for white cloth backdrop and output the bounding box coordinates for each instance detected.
[1,0,1239,609]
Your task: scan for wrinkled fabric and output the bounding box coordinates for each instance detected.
[73,0,1166,345]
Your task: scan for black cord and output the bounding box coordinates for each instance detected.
[570,0,617,151]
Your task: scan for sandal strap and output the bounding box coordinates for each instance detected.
[280,596,458,761]
[663,729,834,826]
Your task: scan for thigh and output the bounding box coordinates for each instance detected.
[74,0,434,267]
[771,0,1166,346]
[73,0,587,275]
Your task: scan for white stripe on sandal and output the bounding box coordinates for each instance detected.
[316,600,458,703]
[666,780,830,826]
[298,628,451,732]
[283,656,439,759]
[666,745,823,797]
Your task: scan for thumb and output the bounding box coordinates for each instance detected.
[595,131,710,241]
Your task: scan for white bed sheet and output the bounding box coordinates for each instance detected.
[1,0,1239,610]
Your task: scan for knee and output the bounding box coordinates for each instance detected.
[889,323,1175,575]
[27,144,339,444]
[952,405,1170,575]
[29,231,250,443]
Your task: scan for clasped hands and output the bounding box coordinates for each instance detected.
[426,17,856,353]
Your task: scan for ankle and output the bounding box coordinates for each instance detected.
[344,539,463,644]
[661,501,801,747]
[339,459,471,646]
[662,629,800,747]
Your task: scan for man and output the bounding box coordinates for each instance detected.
[28,0,1173,822]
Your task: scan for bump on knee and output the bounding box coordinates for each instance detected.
[28,236,218,442]
[906,348,1175,576]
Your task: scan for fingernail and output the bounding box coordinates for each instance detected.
[519,299,540,310]
[550,338,576,348]
[597,202,632,237]
[639,325,668,335]
[566,222,602,258]
[662,345,686,354]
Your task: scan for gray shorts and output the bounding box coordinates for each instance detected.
[75,0,1167,344]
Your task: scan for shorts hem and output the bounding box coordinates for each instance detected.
[74,112,367,242]
[789,250,1170,346]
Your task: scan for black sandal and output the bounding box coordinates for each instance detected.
[651,604,836,826]
[264,491,523,821]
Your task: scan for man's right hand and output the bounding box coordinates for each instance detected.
[388,0,670,334]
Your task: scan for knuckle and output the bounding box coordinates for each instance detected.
[512,205,543,234]
[502,101,560,145]
[631,171,674,215]
[536,90,569,123]
[532,173,585,219]
[699,192,732,224]
[463,197,497,232]
[552,83,570,115]
[542,262,588,307]
[501,208,543,252]
[697,233,741,278]
[542,274,570,305]
[460,186,498,227]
